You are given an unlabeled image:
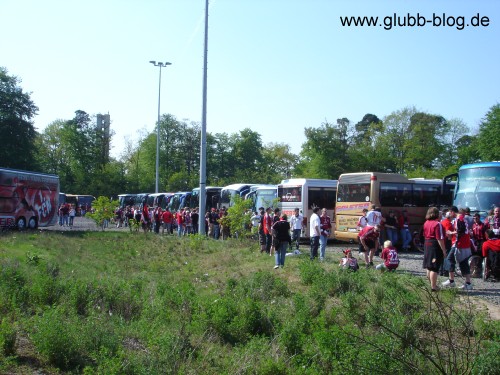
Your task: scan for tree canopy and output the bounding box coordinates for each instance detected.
[0,67,39,170]
[2,67,500,197]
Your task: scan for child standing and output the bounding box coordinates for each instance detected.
[376,240,400,272]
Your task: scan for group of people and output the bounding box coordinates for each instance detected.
[356,205,413,254]
[115,204,232,239]
[58,203,77,227]
[253,206,334,269]
[423,205,500,291]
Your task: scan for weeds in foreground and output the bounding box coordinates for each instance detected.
[0,231,498,374]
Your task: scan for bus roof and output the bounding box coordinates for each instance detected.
[279,178,338,187]
[221,183,254,191]
[192,186,222,192]
[0,167,58,179]
[459,162,500,170]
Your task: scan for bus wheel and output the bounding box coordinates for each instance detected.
[17,217,27,230]
[28,217,38,229]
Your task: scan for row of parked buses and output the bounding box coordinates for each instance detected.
[61,162,498,240]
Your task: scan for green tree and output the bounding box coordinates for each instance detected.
[0,67,39,170]
[261,143,298,182]
[87,196,118,230]
[231,128,264,181]
[296,119,352,178]
[406,112,449,171]
[382,107,416,174]
[477,103,500,161]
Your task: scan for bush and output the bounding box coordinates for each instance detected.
[0,319,16,357]
[298,258,325,285]
[31,307,87,370]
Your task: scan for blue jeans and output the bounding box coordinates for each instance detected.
[292,229,301,249]
[400,228,412,249]
[319,235,328,260]
[275,241,288,267]
[386,228,398,247]
[310,236,319,260]
[213,224,220,240]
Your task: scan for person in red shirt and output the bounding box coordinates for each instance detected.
[440,209,454,276]
[176,208,185,237]
[422,207,447,291]
[471,213,486,256]
[263,207,273,254]
[359,224,380,268]
[482,229,500,280]
[442,208,473,290]
[376,240,400,272]
[161,209,174,235]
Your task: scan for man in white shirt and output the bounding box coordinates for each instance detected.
[309,207,321,260]
[290,208,303,250]
[366,204,382,227]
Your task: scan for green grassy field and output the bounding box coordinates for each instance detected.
[0,230,499,374]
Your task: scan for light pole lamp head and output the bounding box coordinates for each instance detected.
[149,61,171,67]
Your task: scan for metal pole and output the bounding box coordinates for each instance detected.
[149,61,171,194]
[198,0,209,235]
[156,65,162,194]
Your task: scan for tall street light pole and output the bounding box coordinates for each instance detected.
[198,0,209,235]
[149,60,171,193]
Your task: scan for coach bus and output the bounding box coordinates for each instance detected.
[278,178,338,238]
[118,194,136,208]
[447,161,500,218]
[167,192,190,212]
[189,187,222,213]
[0,168,59,229]
[219,183,257,208]
[334,172,455,243]
[245,185,278,213]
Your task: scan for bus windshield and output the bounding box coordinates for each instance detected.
[455,167,500,214]
[337,182,371,203]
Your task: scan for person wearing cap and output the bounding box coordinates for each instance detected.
[272,214,291,269]
[339,248,359,271]
[359,224,381,268]
[309,207,321,260]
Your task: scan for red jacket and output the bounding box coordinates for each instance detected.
[482,238,500,257]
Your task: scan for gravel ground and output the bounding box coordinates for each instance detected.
[326,242,500,309]
[41,217,500,308]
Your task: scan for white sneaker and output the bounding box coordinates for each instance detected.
[441,280,456,288]
[459,283,473,291]
[274,265,279,269]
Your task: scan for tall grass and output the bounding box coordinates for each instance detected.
[0,230,498,374]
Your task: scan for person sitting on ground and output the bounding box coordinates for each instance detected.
[376,240,400,272]
[339,249,359,271]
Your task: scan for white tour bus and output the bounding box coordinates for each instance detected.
[245,185,278,213]
[278,178,338,238]
[219,183,256,208]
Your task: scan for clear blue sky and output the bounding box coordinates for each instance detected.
[2,0,499,158]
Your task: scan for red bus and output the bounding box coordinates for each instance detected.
[0,168,60,229]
